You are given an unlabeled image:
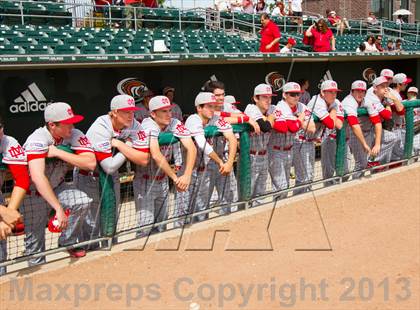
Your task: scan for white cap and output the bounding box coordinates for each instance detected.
[380,69,394,79]
[321,80,341,92]
[148,95,175,112]
[44,102,84,124]
[372,76,389,87]
[110,94,140,111]
[351,80,367,91]
[224,95,240,105]
[282,82,304,93]
[330,11,336,15]
[392,73,412,85]
[407,86,418,94]
[254,84,276,96]
[194,92,218,106]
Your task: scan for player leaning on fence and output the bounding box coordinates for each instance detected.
[82,95,150,247]
[342,80,382,177]
[134,95,196,236]
[184,92,237,223]
[22,103,96,262]
[271,82,316,196]
[306,80,344,186]
[0,117,30,275]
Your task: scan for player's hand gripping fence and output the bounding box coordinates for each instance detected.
[0,100,419,274]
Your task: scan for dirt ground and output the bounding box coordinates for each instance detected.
[1,165,419,310]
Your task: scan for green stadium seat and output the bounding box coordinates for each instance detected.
[63,38,87,48]
[88,38,110,47]
[54,45,80,55]
[128,45,150,54]
[48,31,71,40]
[116,32,135,40]
[80,45,105,54]
[38,37,63,46]
[23,30,48,39]
[106,45,128,54]
[0,30,22,39]
[170,45,188,53]
[11,25,34,32]
[0,38,10,45]
[72,32,94,40]
[189,45,207,53]
[27,45,53,55]
[224,45,240,53]
[110,38,132,48]
[11,37,38,47]
[96,31,114,40]
[130,40,152,49]
[0,1,21,25]
[23,3,48,25]
[0,45,25,55]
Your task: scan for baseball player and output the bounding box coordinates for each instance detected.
[134,95,196,234]
[22,102,96,264]
[305,80,344,186]
[0,117,30,275]
[244,84,280,201]
[270,82,316,197]
[364,76,399,166]
[342,80,383,177]
[407,87,420,157]
[135,89,154,123]
[80,95,150,246]
[390,73,411,161]
[184,92,237,222]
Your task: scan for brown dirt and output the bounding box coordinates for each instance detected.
[1,165,419,310]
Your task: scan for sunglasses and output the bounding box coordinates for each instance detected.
[287,92,300,97]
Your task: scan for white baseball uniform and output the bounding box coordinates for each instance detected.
[0,135,28,275]
[134,117,190,234]
[244,103,276,202]
[184,114,232,222]
[364,91,398,165]
[389,88,406,161]
[82,115,149,243]
[23,127,93,266]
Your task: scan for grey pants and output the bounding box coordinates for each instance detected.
[293,142,315,195]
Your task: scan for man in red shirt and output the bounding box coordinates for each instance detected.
[259,13,281,53]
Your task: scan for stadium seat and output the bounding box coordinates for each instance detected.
[54,45,80,55]
[88,38,110,47]
[128,45,150,54]
[48,31,71,40]
[27,45,53,55]
[0,45,25,55]
[38,37,63,46]
[63,38,87,48]
[80,45,106,54]
[110,38,132,48]
[0,30,22,39]
[106,45,128,54]
[11,37,37,47]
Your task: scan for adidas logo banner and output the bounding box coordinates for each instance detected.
[10,83,51,114]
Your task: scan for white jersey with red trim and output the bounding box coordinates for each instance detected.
[245,103,276,152]
[134,102,150,123]
[208,115,233,157]
[269,100,297,147]
[0,135,27,187]
[137,117,191,175]
[86,115,149,163]
[24,127,93,189]
[185,114,232,167]
[342,94,373,132]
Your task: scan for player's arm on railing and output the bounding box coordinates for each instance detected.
[194,134,224,168]
[220,131,238,175]
[372,122,382,156]
[111,138,149,166]
[28,158,68,230]
[177,137,197,191]
[47,145,96,171]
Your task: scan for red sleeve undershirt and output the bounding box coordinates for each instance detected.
[26,152,48,162]
[347,115,359,126]
[369,115,382,124]
[322,116,335,129]
[286,119,301,133]
[379,109,392,120]
[272,120,288,133]
[8,164,30,192]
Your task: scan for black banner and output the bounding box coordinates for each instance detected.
[1,58,418,143]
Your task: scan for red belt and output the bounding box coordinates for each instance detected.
[394,124,405,129]
[329,133,337,139]
[250,150,267,155]
[298,135,317,142]
[79,170,99,177]
[272,145,293,151]
[142,174,166,181]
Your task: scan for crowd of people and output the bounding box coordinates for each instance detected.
[356,35,404,53]
[0,69,419,275]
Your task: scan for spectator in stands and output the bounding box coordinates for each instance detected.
[386,39,395,52]
[305,19,335,52]
[215,0,230,11]
[124,0,144,29]
[298,78,311,104]
[271,1,286,17]
[230,0,242,12]
[259,13,281,52]
[327,10,350,36]
[375,35,384,52]
[255,0,269,13]
[366,12,379,25]
[363,35,379,52]
[280,37,296,53]
[395,38,403,52]
[242,0,255,14]
[289,0,303,34]
[356,42,366,52]
[396,15,405,25]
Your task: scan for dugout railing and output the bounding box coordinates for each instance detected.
[0,99,419,274]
